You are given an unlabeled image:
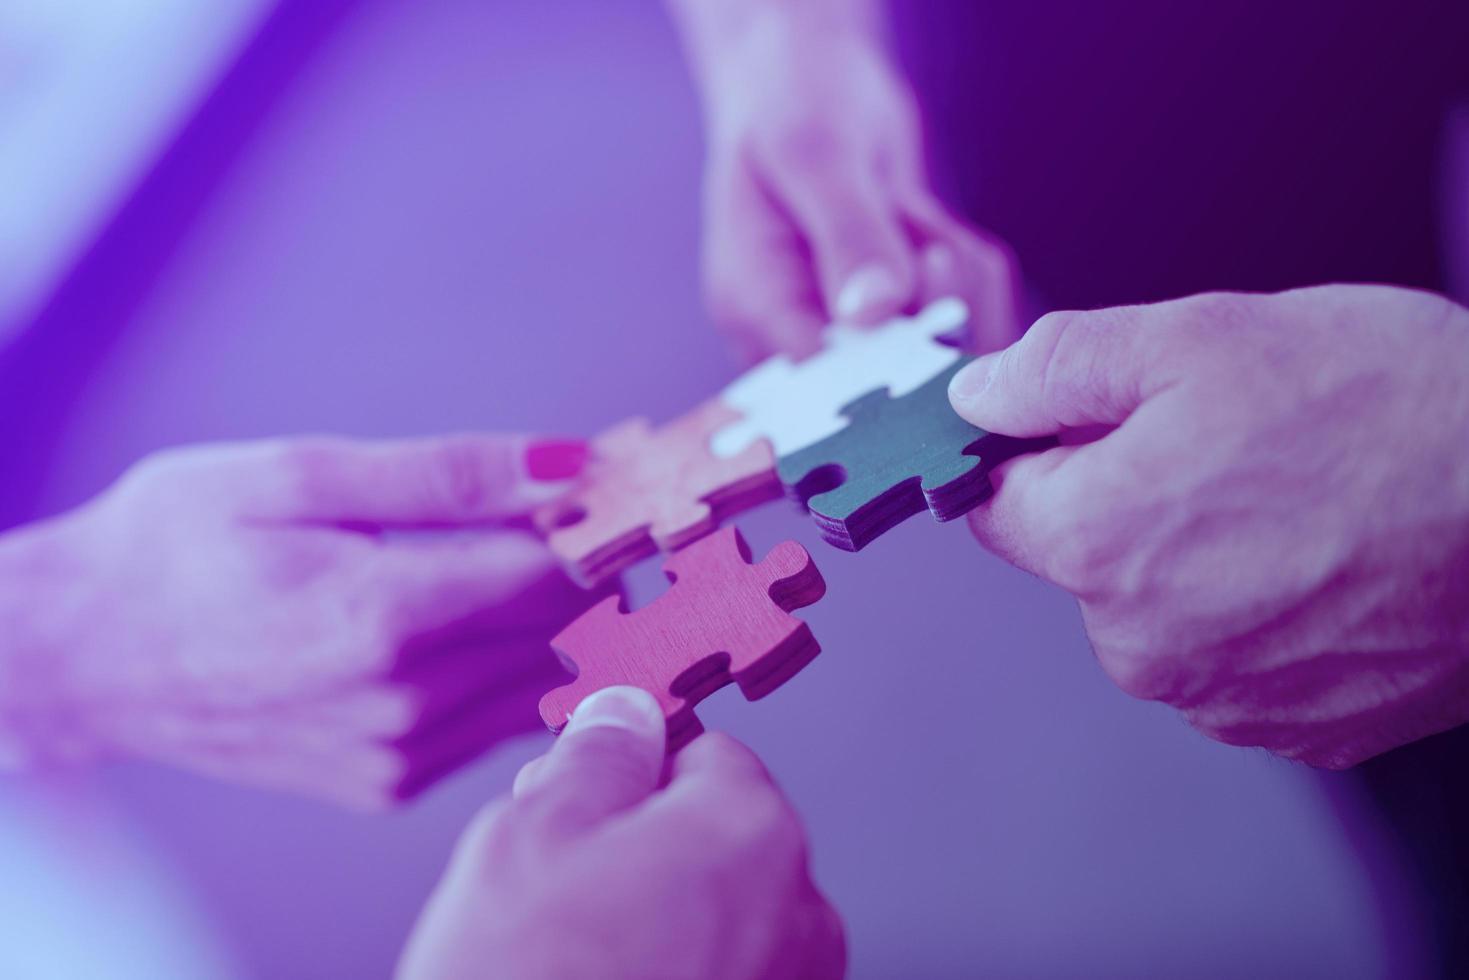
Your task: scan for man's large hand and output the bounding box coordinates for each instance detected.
[669,0,1019,361]
[398,687,844,980]
[950,284,1469,767]
[0,434,593,806]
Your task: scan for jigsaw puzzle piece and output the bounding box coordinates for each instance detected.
[710,297,970,459]
[536,401,781,586]
[778,360,1057,552]
[539,527,826,750]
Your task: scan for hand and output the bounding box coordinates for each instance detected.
[398,686,844,980]
[671,0,1019,360]
[0,434,594,807]
[948,284,1469,768]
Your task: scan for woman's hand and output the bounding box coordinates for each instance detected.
[670,0,1019,360]
[398,686,844,979]
[950,285,1469,768]
[0,434,593,807]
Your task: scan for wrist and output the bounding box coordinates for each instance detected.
[667,0,884,102]
[0,514,96,769]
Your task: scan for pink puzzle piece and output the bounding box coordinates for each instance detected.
[535,401,780,586]
[539,527,826,750]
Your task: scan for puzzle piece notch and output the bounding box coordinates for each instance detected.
[778,360,1058,552]
[709,297,970,460]
[536,400,781,586]
[539,526,826,751]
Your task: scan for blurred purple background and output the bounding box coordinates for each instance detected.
[3,1,1466,976]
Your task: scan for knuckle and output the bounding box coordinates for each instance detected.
[366,687,421,739]
[347,578,406,650]
[1096,647,1178,702]
[710,786,805,864]
[358,783,402,812]
[1035,310,1113,395]
[765,120,844,174]
[960,228,1018,279]
[504,789,551,825]
[1184,290,1252,322]
[1042,534,1106,595]
[703,270,754,323]
[110,444,252,514]
[459,799,521,870]
[1024,310,1089,403]
[115,445,205,494]
[1165,291,1257,346]
[1027,306,1155,424]
[1184,708,1259,750]
[690,730,747,763]
[340,747,412,810]
[504,790,568,841]
[426,440,499,516]
[1034,499,1111,594]
[1291,746,1361,771]
[1092,630,1203,704]
[276,436,353,505]
[276,435,350,475]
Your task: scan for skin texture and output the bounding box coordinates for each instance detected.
[668,0,1020,360]
[949,284,1469,768]
[0,434,595,807]
[398,686,844,980]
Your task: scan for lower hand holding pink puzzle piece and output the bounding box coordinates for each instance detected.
[539,526,827,752]
[0,433,593,807]
[397,686,845,980]
[950,284,1469,767]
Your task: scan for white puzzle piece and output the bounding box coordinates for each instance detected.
[710,297,969,459]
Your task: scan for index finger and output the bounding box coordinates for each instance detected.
[240,434,587,527]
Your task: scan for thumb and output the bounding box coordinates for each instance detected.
[948,307,1163,437]
[775,167,916,325]
[514,686,666,834]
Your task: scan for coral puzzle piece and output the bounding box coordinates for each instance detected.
[709,297,969,459]
[537,401,781,586]
[778,360,1057,552]
[540,527,826,750]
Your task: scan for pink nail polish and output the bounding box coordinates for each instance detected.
[525,439,590,481]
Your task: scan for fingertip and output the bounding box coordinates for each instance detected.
[947,354,1000,422]
[835,263,909,325]
[563,686,666,744]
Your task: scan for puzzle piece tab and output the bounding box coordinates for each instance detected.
[540,526,826,750]
[536,401,781,586]
[710,298,969,459]
[778,360,1057,552]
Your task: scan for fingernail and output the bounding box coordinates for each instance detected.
[836,264,905,321]
[525,438,589,481]
[949,354,1000,407]
[566,686,665,738]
